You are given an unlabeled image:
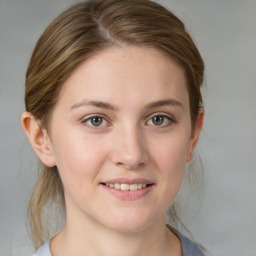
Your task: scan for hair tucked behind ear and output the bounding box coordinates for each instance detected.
[24,0,204,249]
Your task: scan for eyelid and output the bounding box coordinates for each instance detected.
[80,112,175,128]
[145,113,176,126]
[81,114,111,128]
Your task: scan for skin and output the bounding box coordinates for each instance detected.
[22,46,204,256]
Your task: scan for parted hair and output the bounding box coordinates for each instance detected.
[24,0,204,249]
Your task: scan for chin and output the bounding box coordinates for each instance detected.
[101,210,161,233]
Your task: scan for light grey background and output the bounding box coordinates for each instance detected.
[0,0,255,255]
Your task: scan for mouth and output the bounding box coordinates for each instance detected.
[101,182,153,191]
[100,179,154,200]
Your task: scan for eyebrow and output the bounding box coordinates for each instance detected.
[70,98,183,111]
[145,99,183,110]
[71,100,119,111]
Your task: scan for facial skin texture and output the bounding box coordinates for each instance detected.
[22,46,203,256]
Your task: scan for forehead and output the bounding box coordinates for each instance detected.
[58,46,188,109]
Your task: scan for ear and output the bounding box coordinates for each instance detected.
[21,112,56,167]
[186,108,204,162]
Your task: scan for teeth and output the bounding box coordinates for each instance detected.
[114,183,121,189]
[121,184,130,191]
[105,183,148,191]
[129,184,138,191]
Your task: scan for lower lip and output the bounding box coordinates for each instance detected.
[101,184,153,200]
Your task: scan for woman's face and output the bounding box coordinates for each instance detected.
[42,46,202,232]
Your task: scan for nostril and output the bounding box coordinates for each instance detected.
[109,136,149,170]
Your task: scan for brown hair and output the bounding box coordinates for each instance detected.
[25,0,204,249]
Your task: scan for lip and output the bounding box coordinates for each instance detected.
[102,178,154,185]
[100,178,155,200]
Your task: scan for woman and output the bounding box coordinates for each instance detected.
[21,0,205,255]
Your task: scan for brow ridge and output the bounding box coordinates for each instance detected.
[71,100,119,111]
[71,98,183,111]
[145,99,183,109]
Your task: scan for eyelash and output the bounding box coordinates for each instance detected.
[82,114,175,128]
[146,114,175,127]
[82,115,109,128]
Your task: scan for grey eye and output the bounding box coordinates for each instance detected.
[147,115,174,127]
[83,116,107,127]
[90,117,103,126]
[152,116,165,125]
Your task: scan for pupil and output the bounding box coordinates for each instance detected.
[153,116,164,125]
[92,117,102,126]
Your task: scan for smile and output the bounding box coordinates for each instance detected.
[101,179,154,200]
[105,183,147,191]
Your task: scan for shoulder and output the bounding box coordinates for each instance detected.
[32,241,52,256]
[179,232,205,256]
[167,225,205,256]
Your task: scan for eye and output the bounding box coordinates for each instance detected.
[83,116,108,127]
[146,114,174,127]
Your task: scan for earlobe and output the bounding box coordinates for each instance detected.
[21,112,56,167]
[186,108,204,162]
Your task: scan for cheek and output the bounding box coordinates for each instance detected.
[151,132,191,199]
[152,131,191,168]
[51,132,109,189]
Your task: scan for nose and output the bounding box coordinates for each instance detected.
[110,125,149,170]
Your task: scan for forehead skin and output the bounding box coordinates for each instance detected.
[53,46,189,122]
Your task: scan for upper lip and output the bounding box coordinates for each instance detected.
[102,178,154,185]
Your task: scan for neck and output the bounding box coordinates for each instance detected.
[51,214,181,256]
